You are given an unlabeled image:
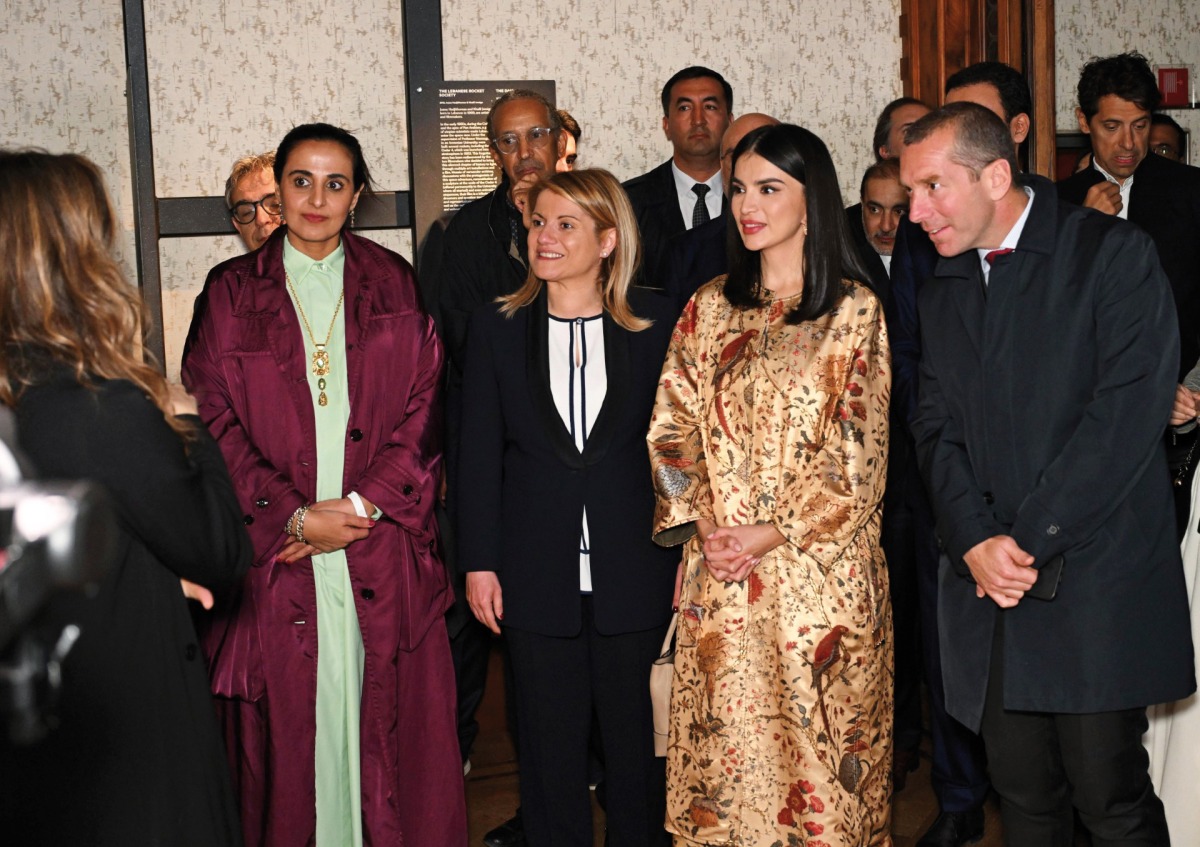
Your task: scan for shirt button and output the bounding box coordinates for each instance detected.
[243,515,254,526]
[402,485,414,496]
[256,497,269,508]
[361,588,375,600]
[349,429,363,442]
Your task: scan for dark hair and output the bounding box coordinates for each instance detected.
[724,124,874,323]
[872,97,929,160]
[660,66,733,117]
[945,62,1032,124]
[1077,52,1160,120]
[486,89,562,141]
[558,109,582,142]
[274,123,374,195]
[860,157,901,197]
[905,102,1019,179]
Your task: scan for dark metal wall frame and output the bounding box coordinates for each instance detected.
[122,0,444,369]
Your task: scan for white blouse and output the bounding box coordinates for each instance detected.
[548,314,606,592]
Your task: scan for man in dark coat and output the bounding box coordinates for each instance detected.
[623,66,732,287]
[1057,52,1200,535]
[905,101,1195,845]
[887,62,1034,847]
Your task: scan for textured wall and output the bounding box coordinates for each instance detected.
[1056,0,1199,163]
[0,1,136,267]
[146,0,414,378]
[443,0,902,203]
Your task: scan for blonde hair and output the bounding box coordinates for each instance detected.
[0,149,186,436]
[499,168,650,332]
[224,150,276,208]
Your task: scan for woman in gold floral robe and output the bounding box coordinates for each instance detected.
[648,124,893,847]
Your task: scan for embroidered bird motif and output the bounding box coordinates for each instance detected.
[811,625,850,737]
[712,330,758,439]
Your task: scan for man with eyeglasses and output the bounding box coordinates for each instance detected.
[225,151,281,252]
[434,88,565,847]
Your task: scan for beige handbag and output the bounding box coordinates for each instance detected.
[650,611,679,757]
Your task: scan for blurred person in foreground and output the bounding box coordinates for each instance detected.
[0,148,252,845]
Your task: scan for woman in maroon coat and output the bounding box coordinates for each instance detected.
[183,124,466,846]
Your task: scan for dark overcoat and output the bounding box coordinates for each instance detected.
[1058,151,1200,378]
[182,228,465,846]
[911,177,1196,730]
[0,360,251,845]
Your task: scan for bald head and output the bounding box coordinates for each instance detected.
[720,113,779,191]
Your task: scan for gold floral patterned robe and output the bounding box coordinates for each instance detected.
[648,278,893,847]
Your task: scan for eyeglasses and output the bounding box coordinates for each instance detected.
[490,127,555,156]
[229,194,282,224]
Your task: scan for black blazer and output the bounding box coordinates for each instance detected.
[662,213,727,314]
[624,160,725,288]
[456,288,678,637]
[911,177,1195,727]
[1058,153,1200,378]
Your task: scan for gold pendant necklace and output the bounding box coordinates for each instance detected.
[285,270,345,407]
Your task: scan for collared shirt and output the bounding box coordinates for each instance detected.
[977,186,1035,285]
[880,254,893,277]
[1092,160,1134,220]
[671,161,722,229]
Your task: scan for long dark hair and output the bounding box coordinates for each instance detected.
[724,124,873,323]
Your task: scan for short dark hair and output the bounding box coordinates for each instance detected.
[486,90,562,142]
[274,123,374,194]
[660,66,733,117]
[1077,52,1160,120]
[724,124,874,322]
[945,62,1032,124]
[558,109,582,142]
[905,102,1019,180]
[860,157,901,198]
[872,97,929,160]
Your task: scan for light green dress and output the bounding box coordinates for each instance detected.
[283,239,365,846]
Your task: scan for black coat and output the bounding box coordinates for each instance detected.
[456,288,678,637]
[624,160,725,288]
[0,361,251,845]
[911,178,1195,728]
[1058,152,1200,379]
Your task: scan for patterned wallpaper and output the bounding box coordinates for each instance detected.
[6,0,1197,380]
[443,1,902,203]
[0,1,135,267]
[1056,0,1200,163]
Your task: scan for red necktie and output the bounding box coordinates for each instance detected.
[985,248,1014,265]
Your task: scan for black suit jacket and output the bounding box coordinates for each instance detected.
[1058,153,1200,378]
[662,214,727,314]
[911,177,1195,728]
[624,160,724,288]
[456,288,678,637]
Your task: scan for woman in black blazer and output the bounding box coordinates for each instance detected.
[0,150,252,844]
[458,169,677,846]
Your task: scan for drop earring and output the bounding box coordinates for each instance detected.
[350,208,356,228]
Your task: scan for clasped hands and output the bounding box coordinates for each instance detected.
[697,518,785,583]
[277,497,376,564]
[1170,383,1200,427]
[963,535,1036,608]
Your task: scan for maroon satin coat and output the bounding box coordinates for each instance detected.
[182,228,465,846]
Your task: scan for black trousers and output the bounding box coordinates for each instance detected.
[505,598,669,847]
[980,621,1170,846]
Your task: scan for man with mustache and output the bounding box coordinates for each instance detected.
[623,66,733,287]
[858,158,907,276]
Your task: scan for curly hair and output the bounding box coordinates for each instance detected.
[1077,52,1160,120]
